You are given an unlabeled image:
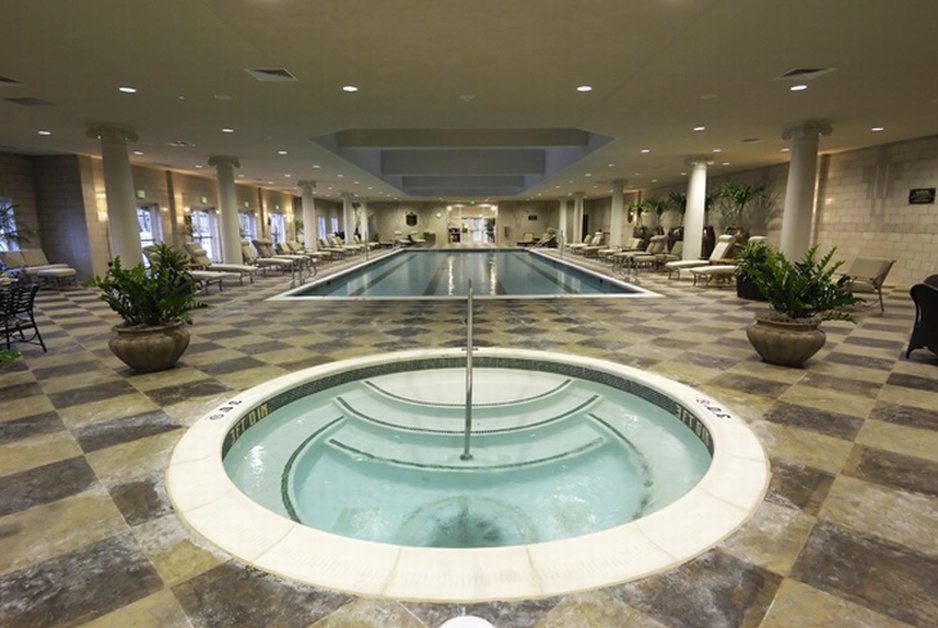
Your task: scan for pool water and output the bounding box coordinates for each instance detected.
[223,367,712,548]
[285,249,643,298]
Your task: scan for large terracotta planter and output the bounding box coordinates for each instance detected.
[746,314,825,367]
[109,321,190,372]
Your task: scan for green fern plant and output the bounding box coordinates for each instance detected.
[83,244,205,327]
[738,245,863,322]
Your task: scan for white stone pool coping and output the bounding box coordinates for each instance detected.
[167,348,769,603]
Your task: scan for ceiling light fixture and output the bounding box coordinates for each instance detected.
[576,85,593,92]
[37,129,51,136]
[342,85,359,92]
[278,150,287,155]
[871,126,885,132]
[790,84,808,92]
[118,86,137,94]
[693,126,706,132]
[640,149,651,154]
[222,127,234,133]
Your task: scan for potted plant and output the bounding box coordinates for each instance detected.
[739,245,863,366]
[734,240,769,301]
[83,244,205,372]
[718,182,764,242]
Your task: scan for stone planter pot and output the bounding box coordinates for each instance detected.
[746,314,825,367]
[109,321,190,373]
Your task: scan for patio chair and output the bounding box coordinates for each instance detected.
[517,232,535,247]
[664,234,737,279]
[2,283,46,352]
[144,245,237,293]
[0,248,77,290]
[906,280,938,358]
[618,235,668,271]
[842,257,895,312]
[241,241,295,276]
[184,242,257,284]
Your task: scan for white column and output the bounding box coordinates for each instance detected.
[558,198,568,245]
[342,194,353,244]
[299,180,318,251]
[610,179,625,248]
[86,124,142,264]
[780,121,832,259]
[573,192,585,244]
[359,199,370,248]
[683,156,712,260]
[208,155,242,264]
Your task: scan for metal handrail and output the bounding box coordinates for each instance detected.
[461,279,474,461]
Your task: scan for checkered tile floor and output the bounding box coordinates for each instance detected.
[1,252,936,627]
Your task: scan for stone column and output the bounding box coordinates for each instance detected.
[780,121,832,259]
[610,179,625,248]
[298,180,318,251]
[558,198,568,245]
[342,194,353,244]
[86,124,142,264]
[208,156,242,264]
[683,156,712,260]
[573,192,585,244]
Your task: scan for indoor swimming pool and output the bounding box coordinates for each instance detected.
[278,249,652,299]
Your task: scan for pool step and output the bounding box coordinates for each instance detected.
[323,417,608,471]
[336,375,600,434]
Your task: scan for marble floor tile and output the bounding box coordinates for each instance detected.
[761,577,910,628]
[791,521,938,626]
[0,456,98,517]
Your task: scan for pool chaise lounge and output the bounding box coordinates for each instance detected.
[185,243,258,284]
[665,234,737,279]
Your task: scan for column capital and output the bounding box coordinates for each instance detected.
[297,180,317,190]
[611,179,627,192]
[782,120,833,141]
[86,124,138,143]
[684,155,714,167]
[207,155,241,169]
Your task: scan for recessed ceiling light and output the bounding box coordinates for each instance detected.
[37,129,51,136]
[214,94,232,100]
[118,86,137,94]
[222,127,234,133]
[337,174,344,178]
[576,85,593,92]
[584,173,592,177]
[871,126,885,132]
[607,163,615,167]
[712,148,723,153]
[700,93,718,100]
[722,162,730,166]
[133,150,144,156]
[195,165,203,169]
[284,174,292,178]
[278,150,288,155]
[693,126,706,132]
[640,149,651,154]
[790,84,809,92]
[781,147,791,152]
[342,85,359,92]
[313,164,321,169]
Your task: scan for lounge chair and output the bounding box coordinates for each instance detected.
[582,233,607,258]
[665,234,737,279]
[144,245,237,294]
[906,278,938,358]
[842,257,895,312]
[568,232,601,254]
[0,248,77,290]
[517,232,535,247]
[617,235,668,272]
[241,241,294,275]
[253,239,312,277]
[184,242,258,284]
[278,240,330,264]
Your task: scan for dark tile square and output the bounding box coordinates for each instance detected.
[0,457,97,517]
[826,351,895,371]
[791,521,938,626]
[172,562,348,627]
[886,372,938,393]
[612,549,782,627]
[763,401,864,440]
[197,356,266,376]
[145,379,232,406]
[73,409,181,453]
[0,411,65,445]
[109,474,171,526]
[48,380,137,409]
[765,459,835,515]
[870,401,938,430]
[0,381,42,401]
[843,445,938,497]
[0,533,163,626]
[30,360,105,380]
[710,373,790,397]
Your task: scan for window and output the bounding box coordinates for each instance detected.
[238,212,257,241]
[269,212,286,245]
[137,205,162,250]
[317,215,326,242]
[0,198,18,252]
[189,209,219,260]
[330,216,339,236]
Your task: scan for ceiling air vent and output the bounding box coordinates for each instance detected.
[775,67,835,81]
[5,96,55,106]
[245,68,298,82]
[0,75,21,87]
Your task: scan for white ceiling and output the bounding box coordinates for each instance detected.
[2,0,938,202]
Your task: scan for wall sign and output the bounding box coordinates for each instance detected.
[909,188,936,204]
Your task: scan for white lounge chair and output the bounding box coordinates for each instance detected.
[184,242,258,284]
[665,234,737,279]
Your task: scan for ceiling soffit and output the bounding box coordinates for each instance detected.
[311,128,612,199]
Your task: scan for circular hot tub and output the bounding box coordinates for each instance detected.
[168,348,768,602]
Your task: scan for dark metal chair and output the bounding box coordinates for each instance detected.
[2,283,46,352]
[906,281,938,359]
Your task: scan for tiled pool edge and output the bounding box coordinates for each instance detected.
[166,348,770,602]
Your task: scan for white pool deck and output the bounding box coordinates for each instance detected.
[167,348,769,603]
